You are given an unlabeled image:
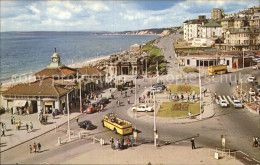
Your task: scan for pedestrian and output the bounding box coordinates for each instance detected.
[26,123,29,133]
[117,139,120,150]
[109,88,112,93]
[128,98,130,104]
[130,137,133,147]
[1,127,5,137]
[37,143,41,153]
[110,137,114,149]
[29,145,32,153]
[15,122,18,130]
[229,81,231,86]
[191,138,195,149]
[30,122,33,131]
[121,138,124,149]
[127,136,130,147]
[12,117,15,125]
[237,79,238,85]
[76,116,79,123]
[255,137,259,147]
[33,143,37,153]
[52,111,55,119]
[253,136,256,147]
[11,116,13,125]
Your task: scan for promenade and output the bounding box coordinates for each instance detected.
[65,143,242,165]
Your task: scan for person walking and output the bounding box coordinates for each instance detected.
[33,143,37,153]
[130,137,133,147]
[121,138,124,149]
[191,138,195,149]
[37,143,41,153]
[12,117,15,125]
[29,145,32,153]
[253,136,256,147]
[52,111,55,119]
[1,127,5,137]
[128,98,130,105]
[110,137,114,149]
[229,81,231,86]
[127,137,130,147]
[11,116,13,125]
[255,137,259,147]
[76,116,79,123]
[26,123,29,133]
[30,122,33,131]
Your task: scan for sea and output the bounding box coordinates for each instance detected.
[0,31,158,83]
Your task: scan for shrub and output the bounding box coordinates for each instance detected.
[183,67,199,73]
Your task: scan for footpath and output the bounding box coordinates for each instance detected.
[0,88,114,152]
[64,143,242,165]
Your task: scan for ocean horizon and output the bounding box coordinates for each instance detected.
[0,31,158,83]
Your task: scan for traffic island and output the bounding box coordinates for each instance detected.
[157,102,200,118]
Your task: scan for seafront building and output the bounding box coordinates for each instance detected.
[1,49,106,115]
[105,51,147,76]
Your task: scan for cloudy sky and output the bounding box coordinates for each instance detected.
[1,0,259,32]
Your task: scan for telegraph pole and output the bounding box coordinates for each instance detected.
[135,78,137,119]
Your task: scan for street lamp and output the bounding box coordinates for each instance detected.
[153,90,157,147]
[199,60,202,120]
[134,78,137,119]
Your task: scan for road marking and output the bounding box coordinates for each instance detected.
[252,158,260,163]
[243,157,252,162]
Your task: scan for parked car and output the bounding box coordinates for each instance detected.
[256,85,260,92]
[253,65,259,70]
[99,97,109,105]
[249,88,256,96]
[219,100,228,107]
[84,106,99,114]
[233,100,243,108]
[136,74,143,79]
[247,77,256,83]
[132,104,153,112]
[78,120,97,130]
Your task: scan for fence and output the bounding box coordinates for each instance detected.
[208,148,236,162]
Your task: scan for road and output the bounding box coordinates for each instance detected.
[1,31,260,164]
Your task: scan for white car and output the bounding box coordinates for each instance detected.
[249,90,256,96]
[247,77,256,83]
[219,100,228,107]
[150,87,161,93]
[233,100,243,108]
[253,65,259,70]
[132,104,154,112]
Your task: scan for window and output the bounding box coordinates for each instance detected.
[187,59,190,65]
[227,60,230,65]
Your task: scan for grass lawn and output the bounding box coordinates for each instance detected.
[157,102,200,117]
[168,84,200,94]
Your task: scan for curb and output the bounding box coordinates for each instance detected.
[0,113,84,153]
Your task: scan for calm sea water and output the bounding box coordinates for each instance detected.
[0,32,158,83]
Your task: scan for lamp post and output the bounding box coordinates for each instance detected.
[153,90,157,147]
[134,78,137,119]
[240,78,243,100]
[67,92,71,141]
[243,48,245,68]
[199,60,202,120]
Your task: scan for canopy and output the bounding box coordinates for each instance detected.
[14,100,27,107]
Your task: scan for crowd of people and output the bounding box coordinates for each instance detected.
[110,136,134,150]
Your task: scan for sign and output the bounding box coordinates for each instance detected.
[222,138,225,147]
[155,134,158,139]
[133,131,137,139]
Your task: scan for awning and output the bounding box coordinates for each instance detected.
[14,100,27,107]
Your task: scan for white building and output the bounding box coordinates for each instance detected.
[183,16,208,41]
[202,22,222,38]
[192,38,214,47]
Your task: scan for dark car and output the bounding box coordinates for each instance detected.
[78,120,97,130]
[152,83,166,89]
[99,97,109,105]
[136,74,143,79]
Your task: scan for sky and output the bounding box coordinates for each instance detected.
[0,0,259,32]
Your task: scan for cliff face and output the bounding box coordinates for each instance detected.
[122,28,175,36]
